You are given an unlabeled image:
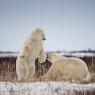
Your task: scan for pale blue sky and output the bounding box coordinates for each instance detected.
[0,0,95,51]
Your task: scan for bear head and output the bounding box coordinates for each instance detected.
[32,28,46,41]
[47,53,66,63]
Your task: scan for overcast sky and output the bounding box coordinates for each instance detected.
[0,0,95,51]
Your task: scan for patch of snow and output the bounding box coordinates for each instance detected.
[0,81,95,95]
[0,51,95,58]
[57,52,95,57]
[0,52,18,57]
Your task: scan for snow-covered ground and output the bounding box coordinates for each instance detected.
[0,51,95,57]
[57,52,95,57]
[0,52,18,57]
[0,81,95,95]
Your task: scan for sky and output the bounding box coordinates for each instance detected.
[0,0,95,51]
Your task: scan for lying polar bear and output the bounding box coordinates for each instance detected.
[42,53,91,82]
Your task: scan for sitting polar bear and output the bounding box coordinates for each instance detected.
[16,28,46,81]
[43,53,91,82]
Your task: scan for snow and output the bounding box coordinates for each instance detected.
[56,52,95,57]
[0,52,18,57]
[0,81,95,95]
[0,51,95,58]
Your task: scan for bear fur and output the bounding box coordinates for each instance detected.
[47,53,66,63]
[16,28,46,81]
[42,53,91,82]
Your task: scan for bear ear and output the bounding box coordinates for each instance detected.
[36,29,39,33]
[35,28,43,33]
[35,28,40,32]
[32,28,39,35]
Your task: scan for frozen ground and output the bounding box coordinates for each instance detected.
[0,81,95,95]
[0,51,95,57]
[0,52,18,57]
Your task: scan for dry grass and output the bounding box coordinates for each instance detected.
[0,57,52,82]
[0,56,95,83]
[0,57,17,82]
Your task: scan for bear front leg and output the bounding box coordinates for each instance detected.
[17,74,22,82]
[38,49,46,63]
[28,61,36,81]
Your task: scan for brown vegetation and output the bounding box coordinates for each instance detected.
[0,57,17,82]
[0,54,95,83]
[0,56,52,82]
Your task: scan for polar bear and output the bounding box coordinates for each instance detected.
[47,53,67,63]
[43,53,91,82]
[16,28,46,81]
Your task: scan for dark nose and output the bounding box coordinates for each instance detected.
[42,37,46,40]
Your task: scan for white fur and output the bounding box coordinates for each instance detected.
[47,53,67,63]
[44,53,90,82]
[16,28,46,81]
